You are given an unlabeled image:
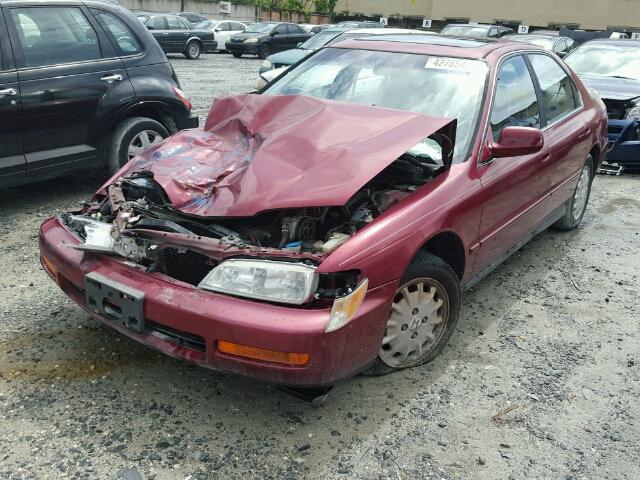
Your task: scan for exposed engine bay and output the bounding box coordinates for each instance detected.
[64,145,446,266]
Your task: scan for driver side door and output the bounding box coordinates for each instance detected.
[473,54,555,276]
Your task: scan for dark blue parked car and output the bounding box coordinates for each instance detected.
[566,40,640,172]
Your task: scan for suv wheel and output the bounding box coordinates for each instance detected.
[185,41,201,60]
[107,117,169,174]
[258,43,271,59]
[363,251,461,376]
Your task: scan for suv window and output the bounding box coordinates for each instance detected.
[148,16,167,30]
[92,10,142,56]
[10,7,102,68]
[528,54,579,124]
[167,16,187,30]
[490,55,541,140]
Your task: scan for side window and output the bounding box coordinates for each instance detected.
[488,28,499,38]
[148,16,167,30]
[232,22,245,31]
[528,54,579,124]
[490,55,541,141]
[167,17,187,30]
[289,24,304,34]
[10,7,102,68]
[274,24,288,35]
[91,10,142,56]
[219,22,231,31]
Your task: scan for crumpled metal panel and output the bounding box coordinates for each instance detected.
[106,94,456,217]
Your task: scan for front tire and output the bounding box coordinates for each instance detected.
[184,41,201,60]
[107,117,169,174]
[553,155,594,231]
[363,251,461,376]
[258,43,271,59]
[232,52,242,58]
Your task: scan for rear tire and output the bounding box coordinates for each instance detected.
[553,155,594,231]
[232,52,242,58]
[184,41,201,60]
[107,117,169,175]
[258,43,271,59]
[363,251,461,376]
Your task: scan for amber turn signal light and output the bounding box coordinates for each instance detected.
[218,340,310,366]
[40,254,58,280]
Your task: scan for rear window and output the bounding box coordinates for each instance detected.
[92,9,142,56]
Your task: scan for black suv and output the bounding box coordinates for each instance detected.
[136,13,217,59]
[0,0,198,188]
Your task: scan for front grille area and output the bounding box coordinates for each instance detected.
[603,99,628,120]
[156,248,217,286]
[146,320,207,352]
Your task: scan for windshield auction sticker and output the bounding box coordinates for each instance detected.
[425,57,476,71]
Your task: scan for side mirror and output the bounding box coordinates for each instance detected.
[297,42,303,48]
[214,27,222,32]
[271,30,278,36]
[146,25,154,30]
[490,126,544,158]
[557,51,568,58]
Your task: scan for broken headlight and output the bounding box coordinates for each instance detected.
[198,259,318,305]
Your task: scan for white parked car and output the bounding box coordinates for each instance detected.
[193,19,247,51]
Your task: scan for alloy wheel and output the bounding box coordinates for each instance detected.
[379,277,450,368]
[572,165,590,220]
[127,130,163,159]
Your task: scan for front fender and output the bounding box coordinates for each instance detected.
[317,163,482,287]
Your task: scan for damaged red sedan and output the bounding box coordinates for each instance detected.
[39,35,607,388]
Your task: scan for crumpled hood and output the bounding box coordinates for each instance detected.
[106,94,456,217]
[579,74,640,101]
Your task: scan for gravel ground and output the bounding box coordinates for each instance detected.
[1,53,639,480]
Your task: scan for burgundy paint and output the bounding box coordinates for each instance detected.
[40,39,609,387]
[102,94,455,217]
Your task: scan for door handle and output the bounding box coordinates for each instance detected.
[0,88,18,96]
[101,74,123,83]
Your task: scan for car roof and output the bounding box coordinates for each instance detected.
[579,39,640,47]
[331,33,539,58]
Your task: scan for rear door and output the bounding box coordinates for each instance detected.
[6,5,133,177]
[287,24,308,48]
[0,7,25,182]
[146,15,170,51]
[474,54,553,274]
[166,15,190,53]
[526,53,591,202]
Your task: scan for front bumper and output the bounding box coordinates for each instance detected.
[39,216,395,387]
[605,119,640,169]
[225,42,259,55]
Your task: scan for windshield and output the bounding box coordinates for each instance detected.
[194,21,215,29]
[441,25,489,37]
[245,23,274,34]
[264,48,488,163]
[301,30,343,49]
[565,44,640,80]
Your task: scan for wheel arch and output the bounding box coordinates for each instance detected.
[417,231,466,281]
[111,101,178,135]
